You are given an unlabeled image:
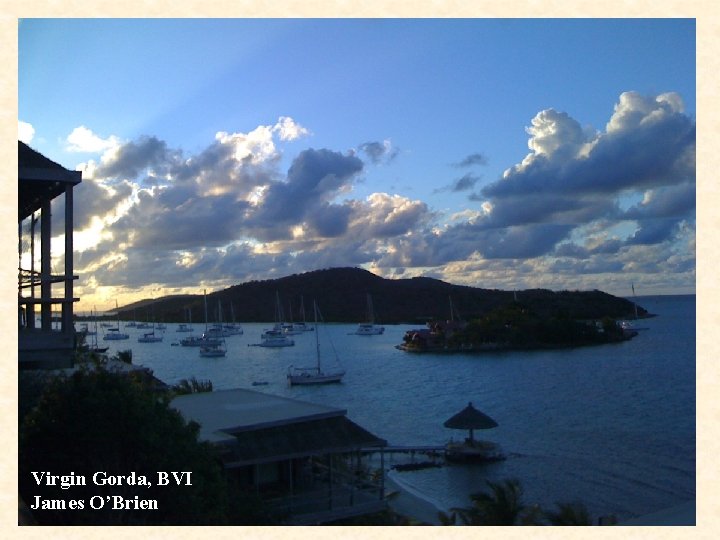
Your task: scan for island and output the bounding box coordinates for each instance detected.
[396,301,643,353]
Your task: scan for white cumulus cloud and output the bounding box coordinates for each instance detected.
[66,126,120,153]
[273,116,310,141]
[18,120,35,144]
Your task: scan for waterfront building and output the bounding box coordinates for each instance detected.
[18,142,82,369]
[171,388,388,524]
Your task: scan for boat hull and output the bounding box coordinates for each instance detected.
[287,372,345,385]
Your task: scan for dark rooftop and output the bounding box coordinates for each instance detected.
[18,141,82,220]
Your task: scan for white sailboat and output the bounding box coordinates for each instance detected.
[200,291,227,357]
[138,320,163,343]
[84,308,109,353]
[222,303,244,335]
[620,283,649,332]
[254,292,294,347]
[352,294,384,335]
[287,301,345,385]
[103,301,129,340]
[176,308,194,332]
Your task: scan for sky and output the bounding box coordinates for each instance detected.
[17,18,696,311]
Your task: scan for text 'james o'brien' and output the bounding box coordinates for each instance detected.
[28,471,192,511]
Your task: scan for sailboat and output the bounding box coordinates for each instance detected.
[351,293,384,335]
[255,292,294,347]
[619,283,649,332]
[222,303,244,335]
[199,291,227,357]
[82,308,109,353]
[138,322,163,343]
[176,308,194,332]
[287,301,345,385]
[291,295,314,332]
[103,301,129,340]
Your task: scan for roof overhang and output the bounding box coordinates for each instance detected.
[18,142,83,221]
[224,415,387,467]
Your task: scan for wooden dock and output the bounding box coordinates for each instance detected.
[361,445,445,454]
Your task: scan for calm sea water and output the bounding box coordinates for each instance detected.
[97,294,695,522]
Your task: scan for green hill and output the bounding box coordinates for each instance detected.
[107,267,647,324]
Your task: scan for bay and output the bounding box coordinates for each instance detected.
[98,294,695,522]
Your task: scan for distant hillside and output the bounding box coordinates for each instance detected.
[110,267,647,324]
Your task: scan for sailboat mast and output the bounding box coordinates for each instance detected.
[314,301,321,371]
[204,289,208,331]
[632,282,639,319]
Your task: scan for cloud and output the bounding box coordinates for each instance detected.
[434,173,482,194]
[249,148,364,239]
[95,136,177,180]
[60,94,694,307]
[19,120,34,143]
[66,126,120,153]
[453,153,487,168]
[359,140,399,164]
[487,92,694,200]
[424,91,696,261]
[273,116,310,141]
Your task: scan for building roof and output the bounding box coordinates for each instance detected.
[18,141,82,220]
[227,415,387,466]
[171,388,386,464]
[443,402,499,430]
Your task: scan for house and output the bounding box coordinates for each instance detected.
[171,388,388,524]
[18,141,82,369]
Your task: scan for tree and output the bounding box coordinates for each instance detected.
[19,367,256,524]
[439,478,594,526]
[443,478,542,525]
[544,501,593,525]
[172,376,213,395]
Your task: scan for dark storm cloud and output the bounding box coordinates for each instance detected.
[453,153,488,168]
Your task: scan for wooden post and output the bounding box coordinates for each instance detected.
[40,200,51,330]
[63,184,74,333]
[328,455,333,510]
[288,460,294,514]
[380,450,385,500]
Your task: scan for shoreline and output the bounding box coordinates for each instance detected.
[385,472,444,525]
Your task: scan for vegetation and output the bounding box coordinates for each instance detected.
[171,376,214,395]
[439,478,593,526]
[91,267,647,324]
[18,366,274,525]
[450,302,629,349]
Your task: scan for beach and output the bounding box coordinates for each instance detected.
[385,473,443,525]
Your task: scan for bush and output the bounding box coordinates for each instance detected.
[20,368,235,524]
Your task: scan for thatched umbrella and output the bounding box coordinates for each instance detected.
[443,402,498,444]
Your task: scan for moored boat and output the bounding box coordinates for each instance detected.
[103,328,129,341]
[258,326,295,347]
[350,294,384,335]
[138,330,163,343]
[287,301,344,386]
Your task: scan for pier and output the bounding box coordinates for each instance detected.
[366,445,445,454]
